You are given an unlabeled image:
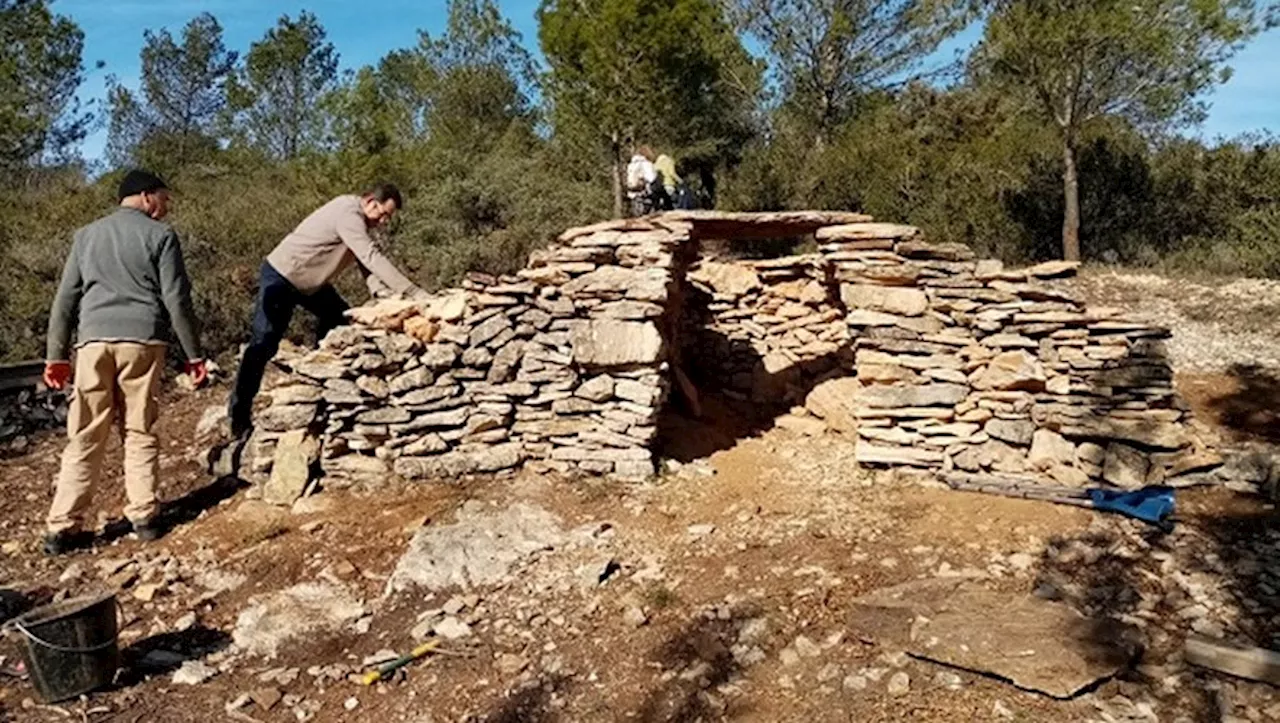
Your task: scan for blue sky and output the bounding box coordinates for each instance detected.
[60,0,1279,161]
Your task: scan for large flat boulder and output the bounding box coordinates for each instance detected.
[848,579,1138,699]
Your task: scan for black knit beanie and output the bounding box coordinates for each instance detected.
[117,170,169,201]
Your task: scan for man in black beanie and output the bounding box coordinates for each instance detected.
[42,169,207,554]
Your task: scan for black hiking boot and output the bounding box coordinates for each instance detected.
[133,520,164,542]
[42,530,91,556]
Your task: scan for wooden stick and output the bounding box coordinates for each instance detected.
[1185,637,1280,686]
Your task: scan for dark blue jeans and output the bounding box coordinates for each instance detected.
[228,263,348,436]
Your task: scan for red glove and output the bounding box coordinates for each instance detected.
[43,361,71,391]
[185,359,209,388]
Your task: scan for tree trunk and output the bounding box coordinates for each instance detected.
[611,131,624,219]
[1061,135,1081,262]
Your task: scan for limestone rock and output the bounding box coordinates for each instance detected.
[263,430,320,506]
[776,414,828,437]
[859,383,967,409]
[293,353,348,380]
[816,222,919,242]
[404,434,448,456]
[387,502,563,593]
[346,299,420,330]
[376,334,420,364]
[856,442,943,467]
[395,453,477,480]
[897,240,975,261]
[570,320,663,367]
[614,378,660,406]
[1103,443,1148,489]
[841,284,928,317]
[404,316,439,343]
[269,385,323,406]
[1028,429,1075,471]
[576,375,615,402]
[977,440,1026,473]
[324,455,388,483]
[356,376,389,399]
[258,404,317,433]
[1077,442,1106,467]
[1048,464,1091,487]
[172,660,216,685]
[423,293,468,322]
[985,419,1036,446]
[690,261,761,297]
[594,300,664,319]
[233,583,366,658]
[858,364,919,384]
[413,407,470,428]
[804,377,862,434]
[471,443,525,472]
[563,266,669,302]
[972,351,1046,392]
[1024,260,1080,279]
[422,344,461,370]
[487,341,525,384]
[469,315,511,347]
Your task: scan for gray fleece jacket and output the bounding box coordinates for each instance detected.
[46,207,202,362]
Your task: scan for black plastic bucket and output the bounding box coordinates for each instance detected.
[6,593,119,702]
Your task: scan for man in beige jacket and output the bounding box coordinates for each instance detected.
[227,184,425,438]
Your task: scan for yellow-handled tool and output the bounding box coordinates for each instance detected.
[360,639,442,685]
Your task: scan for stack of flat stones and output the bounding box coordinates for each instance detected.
[683,255,849,403]
[817,222,1219,488]
[249,217,692,485]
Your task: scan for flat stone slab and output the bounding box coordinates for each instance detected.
[387,501,564,594]
[233,582,366,658]
[848,579,1138,698]
[660,210,874,240]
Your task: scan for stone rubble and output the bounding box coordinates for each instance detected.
[0,386,65,455]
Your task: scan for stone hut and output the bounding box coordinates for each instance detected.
[248,211,1217,493]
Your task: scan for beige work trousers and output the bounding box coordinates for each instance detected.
[46,342,165,534]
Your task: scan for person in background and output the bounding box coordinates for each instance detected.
[42,170,208,555]
[653,151,680,211]
[225,183,427,440]
[626,145,659,216]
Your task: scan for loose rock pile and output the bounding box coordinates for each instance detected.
[0,387,65,455]
[253,211,1216,489]
[684,255,849,405]
[817,222,1216,486]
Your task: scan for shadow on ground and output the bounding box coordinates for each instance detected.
[479,674,571,723]
[1201,363,1280,443]
[98,475,249,545]
[634,607,757,723]
[117,626,233,685]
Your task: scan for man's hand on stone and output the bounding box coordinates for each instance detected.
[185,359,209,388]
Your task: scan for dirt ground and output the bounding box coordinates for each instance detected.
[2,270,1280,723]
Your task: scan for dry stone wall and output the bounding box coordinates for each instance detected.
[250,211,1216,490]
[816,223,1217,487]
[250,219,693,486]
[682,254,849,405]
